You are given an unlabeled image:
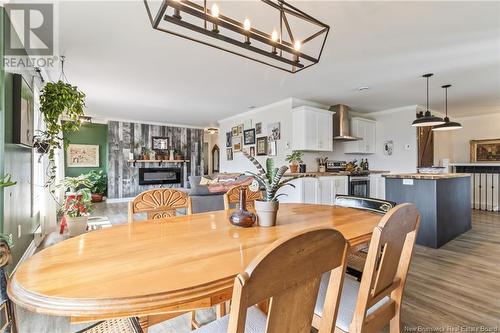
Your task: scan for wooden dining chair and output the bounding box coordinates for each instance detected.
[128,188,192,222]
[334,195,397,280]
[223,185,263,210]
[0,241,17,333]
[313,203,420,333]
[193,228,349,333]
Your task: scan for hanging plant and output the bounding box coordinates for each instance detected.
[39,80,86,188]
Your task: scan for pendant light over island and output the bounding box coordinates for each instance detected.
[432,84,463,131]
[412,73,445,127]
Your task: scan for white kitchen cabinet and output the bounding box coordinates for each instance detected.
[276,176,349,204]
[344,117,376,154]
[369,173,387,199]
[292,106,333,151]
[302,178,319,204]
[334,176,349,196]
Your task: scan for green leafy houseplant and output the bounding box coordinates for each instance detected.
[0,174,16,188]
[39,81,86,187]
[285,150,304,173]
[58,174,93,194]
[87,170,107,195]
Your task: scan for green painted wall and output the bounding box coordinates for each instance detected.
[63,123,108,178]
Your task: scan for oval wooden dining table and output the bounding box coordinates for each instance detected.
[8,203,382,331]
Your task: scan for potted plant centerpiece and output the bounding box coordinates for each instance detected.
[243,152,313,227]
[285,150,303,173]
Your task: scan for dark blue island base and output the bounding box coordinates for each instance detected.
[384,174,471,248]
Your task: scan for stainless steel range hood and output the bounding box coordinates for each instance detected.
[329,104,360,141]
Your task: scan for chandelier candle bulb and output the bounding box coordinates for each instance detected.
[293,40,301,63]
[271,30,279,54]
[173,0,182,20]
[211,3,219,33]
[244,18,251,44]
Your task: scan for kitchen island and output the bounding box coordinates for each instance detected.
[384,173,471,248]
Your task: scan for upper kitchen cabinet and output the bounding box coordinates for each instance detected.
[344,117,376,154]
[292,106,333,151]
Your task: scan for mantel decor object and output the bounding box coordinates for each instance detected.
[144,0,329,73]
[229,186,256,228]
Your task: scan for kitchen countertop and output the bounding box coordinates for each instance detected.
[383,173,470,180]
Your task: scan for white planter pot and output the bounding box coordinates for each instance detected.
[66,216,89,236]
[254,200,279,227]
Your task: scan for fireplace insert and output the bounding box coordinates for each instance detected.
[139,167,182,185]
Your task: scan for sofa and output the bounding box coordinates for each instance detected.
[188,176,226,213]
[188,175,252,213]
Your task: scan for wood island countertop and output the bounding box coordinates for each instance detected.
[382,173,470,180]
[284,170,390,177]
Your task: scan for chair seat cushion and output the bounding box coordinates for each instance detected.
[194,306,267,333]
[315,273,389,332]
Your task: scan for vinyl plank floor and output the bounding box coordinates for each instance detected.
[15,204,500,332]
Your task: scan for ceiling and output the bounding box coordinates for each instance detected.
[54,1,500,126]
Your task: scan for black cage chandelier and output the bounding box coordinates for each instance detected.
[144,0,330,73]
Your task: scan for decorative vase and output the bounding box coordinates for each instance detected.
[175,153,183,160]
[255,200,279,227]
[66,216,89,236]
[229,187,256,228]
[149,151,156,160]
[289,164,299,173]
[169,150,174,160]
[319,165,326,173]
[142,153,149,160]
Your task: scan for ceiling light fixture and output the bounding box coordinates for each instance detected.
[412,73,445,127]
[144,0,329,73]
[432,84,462,131]
[206,127,219,134]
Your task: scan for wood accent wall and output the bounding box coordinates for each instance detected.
[108,121,204,199]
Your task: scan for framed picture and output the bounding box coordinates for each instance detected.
[250,146,255,157]
[243,129,256,145]
[151,136,169,150]
[232,136,242,152]
[67,144,100,167]
[237,124,244,135]
[256,136,267,156]
[244,119,252,129]
[268,122,281,141]
[470,138,500,162]
[226,132,232,147]
[232,126,239,137]
[268,140,277,156]
[12,74,34,147]
[255,122,262,134]
[226,148,233,161]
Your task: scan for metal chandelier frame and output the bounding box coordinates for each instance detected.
[144,0,330,73]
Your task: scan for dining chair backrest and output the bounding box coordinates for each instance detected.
[227,228,349,333]
[350,203,420,333]
[128,188,192,222]
[335,195,397,214]
[223,185,263,210]
[0,241,17,333]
